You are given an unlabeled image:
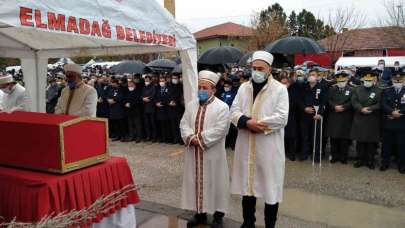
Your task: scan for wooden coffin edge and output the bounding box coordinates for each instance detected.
[57,117,110,174]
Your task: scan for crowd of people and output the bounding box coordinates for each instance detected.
[3,58,403,176]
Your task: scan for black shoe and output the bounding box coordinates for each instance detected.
[287,155,296,161]
[298,155,308,161]
[330,159,339,164]
[341,160,348,164]
[211,212,224,228]
[399,167,405,174]
[135,138,142,143]
[380,164,389,172]
[240,223,256,228]
[367,163,375,170]
[353,161,364,168]
[111,138,121,142]
[187,213,207,227]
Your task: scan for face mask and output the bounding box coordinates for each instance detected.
[145,81,151,86]
[159,82,166,87]
[56,82,62,86]
[393,82,403,90]
[337,81,347,88]
[308,76,317,83]
[68,81,77,89]
[297,76,305,83]
[224,87,231,92]
[378,64,384,70]
[251,71,268,83]
[128,87,135,91]
[198,90,209,103]
[134,79,140,83]
[172,79,179,85]
[0,87,12,94]
[363,81,374,88]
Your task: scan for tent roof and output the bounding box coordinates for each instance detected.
[0,0,196,59]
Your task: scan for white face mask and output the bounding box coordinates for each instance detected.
[128,87,135,91]
[159,82,166,87]
[337,81,347,88]
[393,82,403,90]
[308,76,317,83]
[251,70,268,83]
[224,87,231,92]
[172,79,179,84]
[378,64,385,70]
[145,81,151,86]
[363,81,374,88]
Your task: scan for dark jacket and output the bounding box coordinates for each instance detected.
[382,87,405,131]
[299,82,328,123]
[220,89,237,107]
[154,85,171,120]
[142,84,157,114]
[125,87,143,116]
[285,83,301,138]
[326,85,354,139]
[108,87,125,120]
[168,84,184,118]
[96,84,111,118]
[350,85,382,142]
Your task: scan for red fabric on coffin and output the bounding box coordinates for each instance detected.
[63,120,107,163]
[0,157,140,225]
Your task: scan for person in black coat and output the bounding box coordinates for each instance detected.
[380,72,405,174]
[108,79,126,141]
[155,76,171,143]
[124,80,143,142]
[327,71,354,164]
[142,75,157,142]
[298,69,328,162]
[46,79,61,114]
[280,74,300,161]
[96,76,111,119]
[168,74,184,144]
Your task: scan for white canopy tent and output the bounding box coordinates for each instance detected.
[0,0,198,112]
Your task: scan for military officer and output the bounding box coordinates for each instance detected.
[380,71,405,174]
[327,71,354,164]
[351,71,382,170]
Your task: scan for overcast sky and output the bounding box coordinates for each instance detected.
[156,0,394,32]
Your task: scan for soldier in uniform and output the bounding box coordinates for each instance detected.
[298,68,328,162]
[380,71,405,174]
[327,71,354,164]
[351,71,382,169]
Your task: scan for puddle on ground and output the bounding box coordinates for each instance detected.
[281,188,405,228]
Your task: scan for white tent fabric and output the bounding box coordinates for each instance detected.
[0,0,198,112]
[335,56,405,71]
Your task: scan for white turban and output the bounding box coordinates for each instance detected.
[64,64,82,75]
[199,70,220,86]
[0,74,14,85]
[251,51,274,66]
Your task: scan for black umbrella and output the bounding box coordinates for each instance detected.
[198,46,243,65]
[146,59,177,73]
[238,52,253,67]
[265,36,325,55]
[172,64,182,74]
[111,60,146,74]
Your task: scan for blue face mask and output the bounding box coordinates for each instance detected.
[198,90,209,103]
[68,81,77,89]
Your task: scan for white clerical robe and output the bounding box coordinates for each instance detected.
[230,78,289,204]
[0,90,4,110]
[55,83,98,117]
[0,83,32,113]
[180,96,230,214]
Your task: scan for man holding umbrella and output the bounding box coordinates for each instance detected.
[230,51,289,228]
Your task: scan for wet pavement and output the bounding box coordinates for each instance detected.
[110,141,405,228]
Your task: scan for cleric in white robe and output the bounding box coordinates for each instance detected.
[55,64,97,117]
[180,70,230,227]
[0,74,32,113]
[230,51,289,228]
